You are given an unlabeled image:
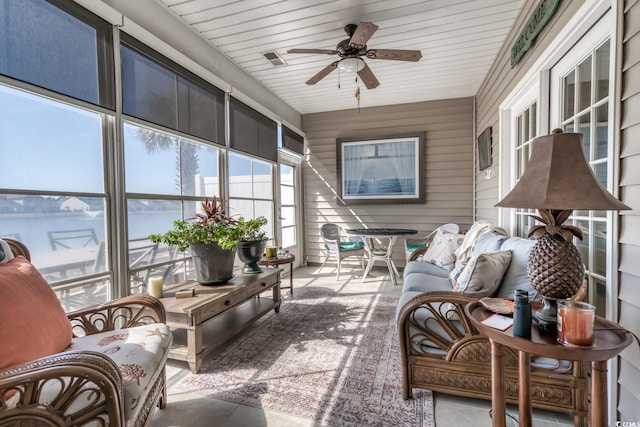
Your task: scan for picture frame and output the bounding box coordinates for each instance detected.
[477,127,492,171]
[336,133,425,205]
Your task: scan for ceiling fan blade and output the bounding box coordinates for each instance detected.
[306,61,339,85]
[357,63,380,89]
[288,48,338,55]
[366,49,422,62]
[349,22,379,49]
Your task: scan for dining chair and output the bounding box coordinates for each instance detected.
[319,223,365,280]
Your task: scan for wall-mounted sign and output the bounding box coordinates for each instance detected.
[511,0,561,67]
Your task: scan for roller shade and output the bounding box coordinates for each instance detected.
[229,97,278,162]
[282,126,304,155]
[120,33,225,145]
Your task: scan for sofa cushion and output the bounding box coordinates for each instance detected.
[402,272,452,294]
[472,231,507,257]
[69,323,172,420]
[453,250,513,297]
[0,257,72,370]
[495,237,538,300]
[421,229,464,271]
[403,260,450,279]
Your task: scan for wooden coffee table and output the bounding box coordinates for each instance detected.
[259,254,295,294]
[160,268,282,373]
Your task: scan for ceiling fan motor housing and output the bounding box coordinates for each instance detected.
[336,39,367,57]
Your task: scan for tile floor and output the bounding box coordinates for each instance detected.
[152,264,574,427]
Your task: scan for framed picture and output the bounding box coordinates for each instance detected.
[477,127,492,171]
[336,133,425,205]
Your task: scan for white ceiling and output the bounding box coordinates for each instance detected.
[157,0,523,115]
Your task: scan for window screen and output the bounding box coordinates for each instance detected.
[0,0,114,108]
[229,97,277,162]
[120,34,225,145]
[282,126,304,155]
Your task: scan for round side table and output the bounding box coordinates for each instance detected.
[259,254,295,295]
[466,301,633,427]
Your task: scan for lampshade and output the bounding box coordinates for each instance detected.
[495,129,629,334]
[495,130,630,211]
[338,57,365,73]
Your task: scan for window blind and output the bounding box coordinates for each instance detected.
[229,97,277,162]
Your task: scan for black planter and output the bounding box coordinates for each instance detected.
[237,239,267,274]
[189,242,236,284]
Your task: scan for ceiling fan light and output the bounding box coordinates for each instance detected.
[338,57,365,72]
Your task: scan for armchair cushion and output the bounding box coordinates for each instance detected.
[69,322,172,419]
[338,241,364,251]
[0,257,72,370]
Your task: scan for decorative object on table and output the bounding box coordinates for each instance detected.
[479,297,514,314]
[557,300,595,347]
[336,133,425,204]
[148,276,164,298]
[495,129,630,332]
[149,196,268,284]
[265,245,277,259]
[512,290,532,339]
[236,217,268,274]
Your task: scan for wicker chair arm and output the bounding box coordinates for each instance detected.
[0,351,125,427]
[66,294,166,337]
[407,244,431,262]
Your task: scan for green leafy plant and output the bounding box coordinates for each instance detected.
[149,197,268,251]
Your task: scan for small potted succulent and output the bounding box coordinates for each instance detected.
[149,197,268,284]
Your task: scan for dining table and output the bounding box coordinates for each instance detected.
[345,228,417,286]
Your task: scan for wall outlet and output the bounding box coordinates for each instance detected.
[484,169,493,179]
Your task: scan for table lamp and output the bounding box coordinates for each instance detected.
[495,129,630,332]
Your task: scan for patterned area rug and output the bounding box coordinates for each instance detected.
[173,290,434,427]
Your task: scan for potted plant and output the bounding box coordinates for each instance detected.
[149,197,268,284]
[235,216,268,274]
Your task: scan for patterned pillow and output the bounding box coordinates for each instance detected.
[421,229,464,271]
[453,250,513,296]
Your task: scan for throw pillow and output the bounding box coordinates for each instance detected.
[445,250,512,320]
[453,250,513,296]
[0,257,72,370]
[421,229,464,271]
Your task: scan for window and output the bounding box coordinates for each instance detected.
[280,164,296,248]
[0,84,110,312]
[228,152,274,239]
[514,102,538,238]
[555,39,612,316]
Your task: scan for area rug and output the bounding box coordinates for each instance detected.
[172,289,434,427]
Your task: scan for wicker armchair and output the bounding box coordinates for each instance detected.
[0,238,172,427]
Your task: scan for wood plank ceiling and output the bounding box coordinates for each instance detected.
[158,0,524,114]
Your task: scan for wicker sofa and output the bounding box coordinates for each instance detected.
[396,227,589,426]
[0,238,172,427]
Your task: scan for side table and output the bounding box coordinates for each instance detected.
[259,254,295,294]
[466,301,633,427]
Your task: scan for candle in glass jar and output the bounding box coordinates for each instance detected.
[557,300,595,346]
[265,246,277,258]
[148,277,164,298]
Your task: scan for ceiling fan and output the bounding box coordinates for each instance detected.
[287,22,422,89]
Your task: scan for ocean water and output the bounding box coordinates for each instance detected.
[1,212,177,253]
[344,178,415,196]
